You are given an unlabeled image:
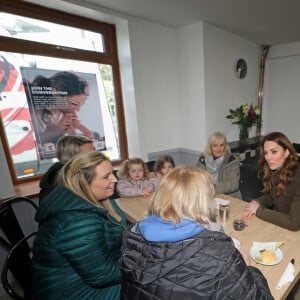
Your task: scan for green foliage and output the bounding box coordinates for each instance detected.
[226,104,262,131]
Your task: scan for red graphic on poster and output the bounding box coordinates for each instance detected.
[0,55,38,159]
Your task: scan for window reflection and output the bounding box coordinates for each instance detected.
[0,52,119,179]
[0,12,104,52]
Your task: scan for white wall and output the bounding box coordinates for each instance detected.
[120,19,261,156]
[203,23,261,144]
[116,19,142,158]
[177,22,206,151]
[264,42,300,143]
[124,18,180,160]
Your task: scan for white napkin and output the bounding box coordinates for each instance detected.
[231,237,241,250]
[276,260,295,289]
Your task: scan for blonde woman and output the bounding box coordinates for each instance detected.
[121,166,273,300]
[196,131,241,198]
[32,151,126,300]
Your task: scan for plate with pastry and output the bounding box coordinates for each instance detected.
[250,242,283,266]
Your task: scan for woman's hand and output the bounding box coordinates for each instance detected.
[242,200,260,219]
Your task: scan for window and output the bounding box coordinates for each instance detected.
[0,1,128,183]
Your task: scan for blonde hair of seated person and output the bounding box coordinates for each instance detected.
[58,151,121,221]
[204,131,231,156]
[148,165,217,224]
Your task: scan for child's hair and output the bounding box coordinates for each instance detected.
[153,155,175,174]
[119,158,150,180]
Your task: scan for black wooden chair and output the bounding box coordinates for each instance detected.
[1,232,36,299]
[0,197,38,299]
[239,156,263,201]
[293,143,300,153]
[146,160,156,172]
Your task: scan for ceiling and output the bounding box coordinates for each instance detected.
[60,0,300,46]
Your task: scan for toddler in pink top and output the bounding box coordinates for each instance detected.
[117,158,159,197]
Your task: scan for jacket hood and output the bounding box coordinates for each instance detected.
[35,185,102,222]
[139,215,205,242]
[122,227,229,285]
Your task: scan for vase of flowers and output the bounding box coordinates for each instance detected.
[226,104,262,144]
[239,126,249,144]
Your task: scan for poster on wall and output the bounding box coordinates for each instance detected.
[20,67,106,159]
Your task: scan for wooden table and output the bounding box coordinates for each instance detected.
[116,195,151,224]
[116,194,300,300]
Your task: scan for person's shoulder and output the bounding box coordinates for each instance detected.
[230,152,239,160]
[197,228,227,239]
[199,153,205,159]
[197,231,236,255]
[226,153,240,164]
[39,162,63,188]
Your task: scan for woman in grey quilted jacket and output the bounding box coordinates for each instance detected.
[121,166,274,300]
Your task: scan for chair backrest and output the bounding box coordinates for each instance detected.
[0,197,37,246]
[293,143,300,153]
[1,233,36,300]
[0,197,38,299]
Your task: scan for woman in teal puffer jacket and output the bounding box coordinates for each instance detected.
[32,151,126,299]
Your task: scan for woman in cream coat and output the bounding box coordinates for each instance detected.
[196,131,241,198]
